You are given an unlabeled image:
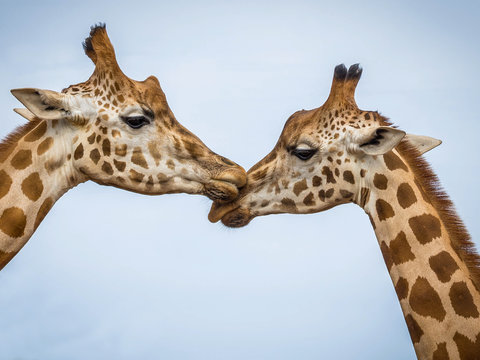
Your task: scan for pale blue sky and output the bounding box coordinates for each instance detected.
[0,1,479,359]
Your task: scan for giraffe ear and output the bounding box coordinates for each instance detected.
[405,134,442,155]
[355,126,406,156]
[10,88,69,121]
[13,108,37,121]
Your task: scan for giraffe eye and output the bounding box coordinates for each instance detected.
[291,148,317,161]
[123,115,150,129]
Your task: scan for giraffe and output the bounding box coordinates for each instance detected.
[0,24,246,271]
[209,64,480,359]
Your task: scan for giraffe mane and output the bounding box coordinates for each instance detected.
[382,118,480,292]
[0,119,41,162]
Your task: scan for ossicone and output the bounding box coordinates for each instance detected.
[324,63,363,108]
[82,23,120,71]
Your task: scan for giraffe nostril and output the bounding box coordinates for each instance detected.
[219,156,236,167]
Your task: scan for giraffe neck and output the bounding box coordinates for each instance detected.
[359,148,480,360]
[0,120,85,269]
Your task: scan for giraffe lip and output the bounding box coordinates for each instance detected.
[208,201,241,223]
[204,180,240,202]
[213,167,247,188]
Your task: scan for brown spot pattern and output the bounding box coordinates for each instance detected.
[322,166,336,184]
[131,147,148,169]
[37,137,54,156]
[449,281,479,318]
[102,139,111,156]
[325,188,334,198]
[376,199,395,221]
[11,149,32,170]
[397,183,417,209]
[115,144,127,157]
[24,121,47,142]
[389,231,415,265]
[44,158,64,174]
[453,331,480,360]
[293,179,307,196]
[380,241,393,272]
[129,169,144,183]
[409,277,446,321]
[312,176,322,186]
[340,190,353,199]
[373,173,388,190]
[432,342,449,360]
[0,143,15,163]
[0,207,27,238]
[0,250,16,270]
[409,214,442,245]
[405,314,423,344]
[183,140,204,159]
[395,277,409,300]
[34,197,53,229]
[102,161,114,175]
[87,132,96,144]
[368,213,376,230]
[148,142,162,165]
[343,170,355,184]
[383,151,408,171]
[21,172,43,201]
[113,159,126,172]
[429,251,459,283]
[0,170,12,200]
[319,190,326,202]
[252,168,268,182]
[303,192,314,206]
[281,198,296,211]
[74,143,84,160]
[358,187,370,208]
[90,149,100,164]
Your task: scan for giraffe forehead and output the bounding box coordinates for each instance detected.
[63,71,166,113]
[280,107,379,146]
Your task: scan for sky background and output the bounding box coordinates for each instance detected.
[0,1,479,359]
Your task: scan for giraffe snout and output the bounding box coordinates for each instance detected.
[203,161,246,203]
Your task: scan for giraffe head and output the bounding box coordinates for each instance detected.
[10,24,246,201]
[209,64,441,226]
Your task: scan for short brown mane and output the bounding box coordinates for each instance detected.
[0,119,41,162]
[383,118,480,292]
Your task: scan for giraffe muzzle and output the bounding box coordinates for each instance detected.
[213,166,247,188]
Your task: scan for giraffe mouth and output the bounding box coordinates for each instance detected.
[204,166,247,202]
[204,179,241,202]
[208,202,252,227]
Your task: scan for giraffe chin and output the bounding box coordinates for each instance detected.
[221,207,252,228]
[208,202,252,228]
